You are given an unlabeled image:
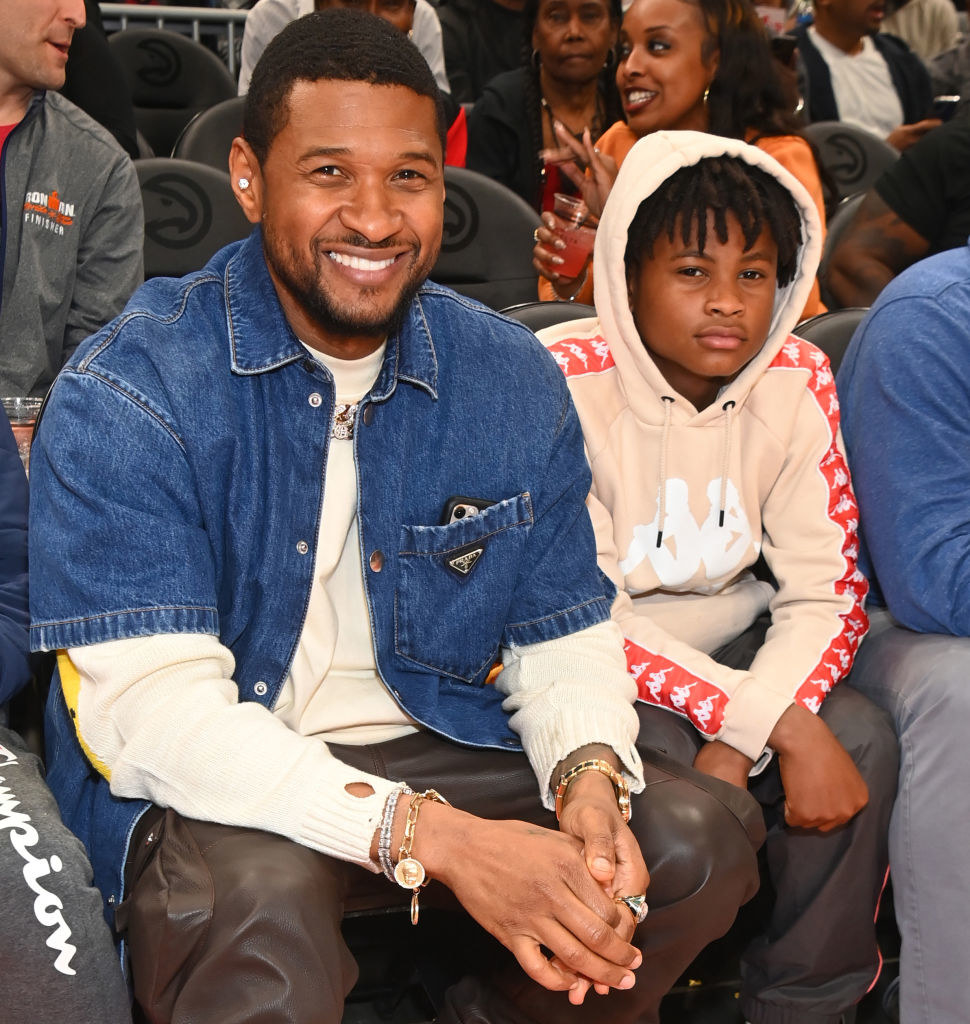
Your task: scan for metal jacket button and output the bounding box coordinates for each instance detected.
[369,550,384,572]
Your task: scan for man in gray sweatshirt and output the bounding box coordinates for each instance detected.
[0,0,143,398]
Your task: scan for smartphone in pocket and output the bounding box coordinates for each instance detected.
[441,495,494,525]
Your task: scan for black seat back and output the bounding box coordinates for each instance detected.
[500,300,597,333]
[109,29,237,157]
[803,121,898,211]
[172,96,246,173]
[136,158,252,278]
[430,168,542,311]
[794,307,869,373]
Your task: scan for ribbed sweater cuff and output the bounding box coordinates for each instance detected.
[295,760,402,871]
[515,699,644,812]
[500,632,644,811]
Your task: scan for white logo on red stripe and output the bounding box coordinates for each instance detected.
[547,334,615,377]
[625,638,727,735]
[772,335,869,712]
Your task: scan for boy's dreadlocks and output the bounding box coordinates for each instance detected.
[624,157,803,288]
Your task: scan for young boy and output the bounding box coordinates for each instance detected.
[539,131,898,1024]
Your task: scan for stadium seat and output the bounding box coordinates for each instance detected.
[109,29,236,158]
[795,306,869,373]
[136,158,251,278]
[803,121,898,211]
[817,191,866,309]
[500,300,597,332]
[172,95,245,173]
[430,168,542,311]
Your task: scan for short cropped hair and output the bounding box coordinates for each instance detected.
[243,9,448,164]
[624,157,803,287]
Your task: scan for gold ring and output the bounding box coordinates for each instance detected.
[533,228,541,243]
[615,894,648,924]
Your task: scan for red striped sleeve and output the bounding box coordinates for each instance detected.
[770,335,869,714]
[624,638,728,736]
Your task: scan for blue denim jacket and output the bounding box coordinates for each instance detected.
[29,229,614,917]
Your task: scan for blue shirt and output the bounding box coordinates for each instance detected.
[837,239,970,635]
[29,229,614,913]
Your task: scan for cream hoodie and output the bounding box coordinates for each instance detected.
[538,131,868,762]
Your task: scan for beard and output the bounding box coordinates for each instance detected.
[262,224,439,343]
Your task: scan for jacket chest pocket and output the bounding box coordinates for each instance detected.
[394,492,533,683]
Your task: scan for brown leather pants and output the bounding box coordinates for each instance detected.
[118,712,764,1024]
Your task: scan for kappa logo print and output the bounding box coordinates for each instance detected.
[619,477,755,587]
[0,774,78,976]
[547,334,615,378]
[23,189,76,236]
[625,638,729,735]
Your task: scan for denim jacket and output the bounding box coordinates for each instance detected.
[28,229,614,916]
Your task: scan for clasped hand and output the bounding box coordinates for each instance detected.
[431,776,647,1005]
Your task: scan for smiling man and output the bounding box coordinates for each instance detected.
[30,12,763,1024]
[0,0,142,397]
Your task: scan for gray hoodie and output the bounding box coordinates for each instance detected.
[0,91,143,397]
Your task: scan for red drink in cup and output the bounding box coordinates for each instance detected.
[2,396,43,475]
[552,193,595,279]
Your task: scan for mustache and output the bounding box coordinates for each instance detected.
[320,234,406,250]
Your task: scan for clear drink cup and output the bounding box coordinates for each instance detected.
[552,193,596,280]
[2,396,43,475]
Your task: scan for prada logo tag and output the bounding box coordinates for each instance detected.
[447,546,484,577]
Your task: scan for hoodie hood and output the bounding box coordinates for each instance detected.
[592,130,823,423]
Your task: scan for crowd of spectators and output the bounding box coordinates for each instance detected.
[2,0,970,1022]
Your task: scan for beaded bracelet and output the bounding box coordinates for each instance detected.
[378,785,412,883]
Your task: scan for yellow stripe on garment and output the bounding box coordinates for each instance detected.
[57,649,112,782]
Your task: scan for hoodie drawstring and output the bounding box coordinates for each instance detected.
[718,400,736,527]
[656,396,675,547]
[656,397,736,543]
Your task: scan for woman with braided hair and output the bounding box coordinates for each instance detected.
[466,0,623,211]
[533,0,828,317]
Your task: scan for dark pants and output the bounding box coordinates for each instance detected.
[119,722,764,1024]
[636,618,899,1024]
